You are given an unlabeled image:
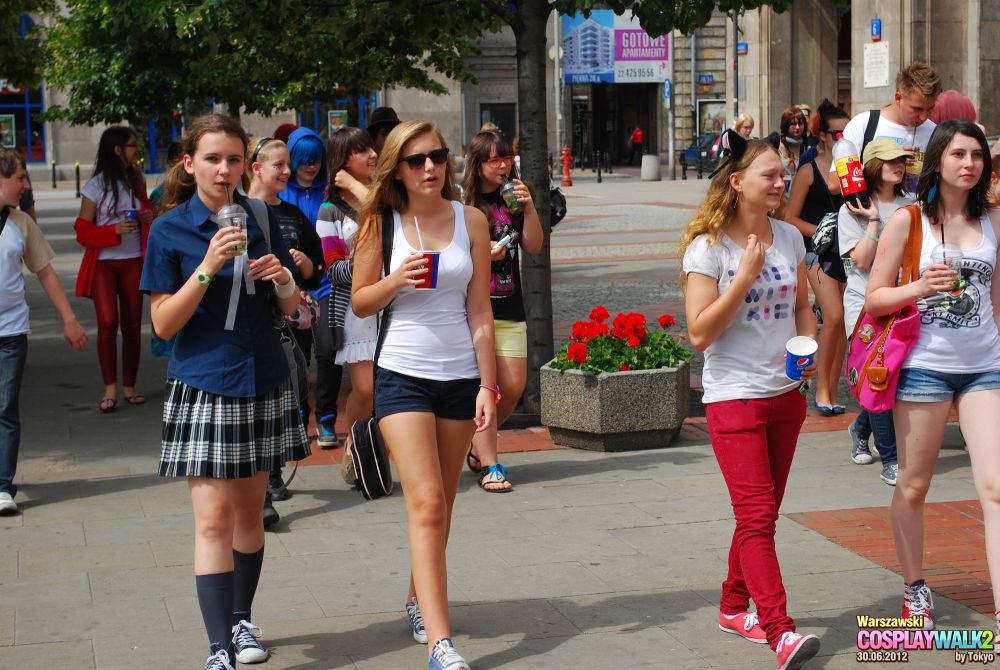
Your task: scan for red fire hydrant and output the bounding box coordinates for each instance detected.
[560,144,573,187]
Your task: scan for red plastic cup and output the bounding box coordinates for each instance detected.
[415,251,441,289]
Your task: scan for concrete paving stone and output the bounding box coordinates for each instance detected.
[277,522,408,557]
[0,572,91,607]
[449,599,581,641]
[263,611,413,661]
[631,494,735,525]
[308,575,415,618]
[260,552,370,590]
[0,551,17,583]
[83,512,192,545]
[611,519,736,554]
[92,628,208,670]
[516,502,663,533]
[0,512,23,528]
[15,598,171,645]
[767,538,881,576]
[488,528,639,567]
[354,638,529,670]
[0,609,13,647]
[581,549,729,592]
[549,588,712,635]
[448,560,615,602]
[506,627,705,669]
[18,490,145,526]
[135,479,195,518]
[19,540,155,578]
[0,520,84,550]
[89,564,191,602]
[165,586,325,633]
[648,471,729,498]
[447,511,554,545]
[0,639,95,668]
[541,478,677,507]
[149,535,288,569]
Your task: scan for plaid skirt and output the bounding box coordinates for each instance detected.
[159,378,310,479]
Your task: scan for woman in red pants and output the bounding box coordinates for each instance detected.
[680,130,820,670]
[75,126,154,412]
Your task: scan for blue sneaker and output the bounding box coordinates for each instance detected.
[428,638,469,670]
[317,414,339,449]
[405,597,428,643]
[848,422,873,465]
[880,463,898,486]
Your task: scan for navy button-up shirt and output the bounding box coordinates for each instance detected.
[140,192,294,398]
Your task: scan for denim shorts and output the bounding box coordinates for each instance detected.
[896,367,1000,403]
[374,367,479,420]
[805,251,819,269]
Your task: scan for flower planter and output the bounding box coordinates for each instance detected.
[540,359,690,452]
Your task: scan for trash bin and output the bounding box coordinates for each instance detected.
[640,154,661,182]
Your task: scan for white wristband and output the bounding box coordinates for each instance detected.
[272,267,295,299]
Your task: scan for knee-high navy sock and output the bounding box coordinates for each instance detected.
[196,572,235,652]
[233,545,265,623]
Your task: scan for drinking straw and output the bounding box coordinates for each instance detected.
[413,216,426,251]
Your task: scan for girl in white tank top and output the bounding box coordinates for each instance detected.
[349,121,496,670]
[865,120,1000,634]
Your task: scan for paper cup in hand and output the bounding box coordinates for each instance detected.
[121,208,139,222]
[415,251,441,289]
[785,336,818,380]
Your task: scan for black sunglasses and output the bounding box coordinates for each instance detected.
[251,137,276,164]
[400,147,449,169]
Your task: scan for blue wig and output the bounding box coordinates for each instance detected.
[290,135,325,172]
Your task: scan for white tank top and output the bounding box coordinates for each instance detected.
[378,201,480,381]
[905,210,1000,373]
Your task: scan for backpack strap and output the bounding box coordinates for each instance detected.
[245,198,271,252]
[900,204,924,285]
[861,109,880,157]
[0,205,10,237]
[372,208,396,381]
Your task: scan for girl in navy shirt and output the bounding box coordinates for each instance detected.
[140,114,308,670]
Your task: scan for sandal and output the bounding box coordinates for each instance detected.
[124,395,146,406]
[99,398,117,414]
[477,464,512,493]
[815,402,837,417]
[466,445,484,474]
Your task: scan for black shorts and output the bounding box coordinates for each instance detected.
[374,367,479,421]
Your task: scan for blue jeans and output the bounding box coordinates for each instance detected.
[853,408,897,467]
[0,335,28,496]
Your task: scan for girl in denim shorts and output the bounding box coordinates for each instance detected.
[866,120,1000,633]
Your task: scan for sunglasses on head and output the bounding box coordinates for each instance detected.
[400,147,450,169]
[486,155,514,169]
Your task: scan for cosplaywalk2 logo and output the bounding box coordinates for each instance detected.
[855,615,996,664]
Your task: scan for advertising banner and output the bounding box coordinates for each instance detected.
[562,11,670,84]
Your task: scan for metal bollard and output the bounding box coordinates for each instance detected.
[50,160,56,189]
[697,155,704,179]
[75,162,81,198]
[606,152,613,174]
[596,150,602,183]
[591,149,597,173]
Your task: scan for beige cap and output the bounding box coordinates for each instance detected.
[863,139,913,164]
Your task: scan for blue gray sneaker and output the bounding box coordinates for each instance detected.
[317,414,339,449]
[428,637,470,670]
[881,463,899,486]
[405,597,428,643]
[849,423,874,465]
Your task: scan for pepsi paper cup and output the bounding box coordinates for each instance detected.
[416,251,441,289]
[785,336,818,380]
[121,208,139,221]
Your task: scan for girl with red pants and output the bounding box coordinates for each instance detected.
[75,126,154,413]
[680,130,820,670]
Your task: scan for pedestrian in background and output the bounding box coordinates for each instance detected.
[735,113,755,140]
[141,114,307,670]
[366,107,401,153]
[150,141,184,212]
[352,120,496,670]
[628,125,644,165]
[680,130,821,670]
[462,130,543,492]
[0,148,87,515]
[74,126,155,413]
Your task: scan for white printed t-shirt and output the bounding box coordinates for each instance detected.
[81,174,142,260]
[0,207,55,336]
[829,112,935,195]
[682,218,806,404]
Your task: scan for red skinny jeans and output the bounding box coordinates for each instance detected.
[91,257,143,387]
[705,387,806,651]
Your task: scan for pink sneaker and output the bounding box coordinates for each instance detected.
[775,631,820,670]
[718,610,767,644]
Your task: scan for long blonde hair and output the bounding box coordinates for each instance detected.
[678,140,780,289]
[355,120,458,259]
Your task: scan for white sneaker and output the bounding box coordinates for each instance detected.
[231,620,269,663]
[0,492,17,515]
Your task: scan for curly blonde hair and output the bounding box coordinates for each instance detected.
[677,140,780,289]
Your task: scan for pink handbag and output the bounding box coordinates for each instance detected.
[844,204,923,413]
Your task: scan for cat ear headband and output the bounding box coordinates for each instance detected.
[708,129,748,178]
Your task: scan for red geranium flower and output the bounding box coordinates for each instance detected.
[626,336,642,348]
[589,305,610,323]
[619,363,631,371]
[658,314,676,329]
[567,342,588,364]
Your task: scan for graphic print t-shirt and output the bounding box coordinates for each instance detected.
[682,219,806,403]
[270,200,323,290]
[483,189,525,322]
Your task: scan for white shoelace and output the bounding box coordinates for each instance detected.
[204,649,234,670]
[907,585,934,615]
[432,639,465,665]
[232,620,263,647]
[776,631,802,654]
[742,612,760,632]
[407,600,425,632]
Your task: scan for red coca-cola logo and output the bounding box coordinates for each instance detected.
[852,166,864,179]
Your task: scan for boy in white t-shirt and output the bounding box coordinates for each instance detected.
[0,149,87,514]
[827,62,942,195]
